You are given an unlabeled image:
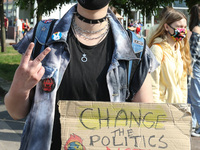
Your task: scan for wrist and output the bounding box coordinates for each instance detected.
[9,82,30,101]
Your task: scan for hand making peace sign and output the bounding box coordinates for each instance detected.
[12,42,51,93]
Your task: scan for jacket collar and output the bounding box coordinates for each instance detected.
[46,4,76,45]
[47,4,137,61]
[107,9,137,61]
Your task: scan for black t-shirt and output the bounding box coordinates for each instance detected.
[50,27,114,149]
[57,27,114,101]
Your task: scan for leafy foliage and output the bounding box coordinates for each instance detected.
[15,0,72,21]
[110,0,200,16]
[181,0,200,11]
[15,0,199,22]
[110,0,176,16]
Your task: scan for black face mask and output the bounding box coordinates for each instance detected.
[77,0,111,10]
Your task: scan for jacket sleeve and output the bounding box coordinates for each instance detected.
[128,45,159,100]
[190,33,200,66]
[145,45,160,73]
[12,28,34,55]
[150,45,164,103]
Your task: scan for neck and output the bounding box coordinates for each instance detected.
[73,4,109,46]
[76,4,109,32]
[77,4,108,20]
[166,34,176,49]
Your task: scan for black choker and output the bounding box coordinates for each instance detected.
[75,12,107,24]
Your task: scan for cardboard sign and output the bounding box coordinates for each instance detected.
[58,101,191,150]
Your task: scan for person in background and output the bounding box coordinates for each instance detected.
[21,19,25,36]
[128,20,136,32]
[4,0,158,149]
[187,4,200,137]
[16,17,23,42]
[136,24,141,35]
[146,6,173,44]
[22,18,30,36]
[148,9,192,103]
[138,21,143,31]
[133,20,138,27]
[4,13,9,38]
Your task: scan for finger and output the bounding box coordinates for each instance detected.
[33,61,43,72]
[37,66,45,79]
[33,47,51,65]
[20,43,35,65]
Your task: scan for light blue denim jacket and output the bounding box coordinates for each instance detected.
[13,4,157,150]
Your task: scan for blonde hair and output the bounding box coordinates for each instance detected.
[148,9,192,75]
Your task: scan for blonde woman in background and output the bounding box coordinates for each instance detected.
[148,9,192,103]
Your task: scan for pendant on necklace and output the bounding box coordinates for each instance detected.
[81,53,87,62]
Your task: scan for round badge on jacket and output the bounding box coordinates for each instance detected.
[42,77,56,92]
[52,32,62,41]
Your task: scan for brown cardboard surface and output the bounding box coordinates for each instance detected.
[58,101,191,150]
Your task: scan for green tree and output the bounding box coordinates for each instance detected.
[110,0,176,16]
[15,0,74,22]
[181,0,200,10]
[0,0,6,52]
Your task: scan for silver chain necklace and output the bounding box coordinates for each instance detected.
[72,17,110,40]
[73,18,109,34]
[71,17,110,63]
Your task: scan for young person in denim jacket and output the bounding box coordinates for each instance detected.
[4,1,158,149]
